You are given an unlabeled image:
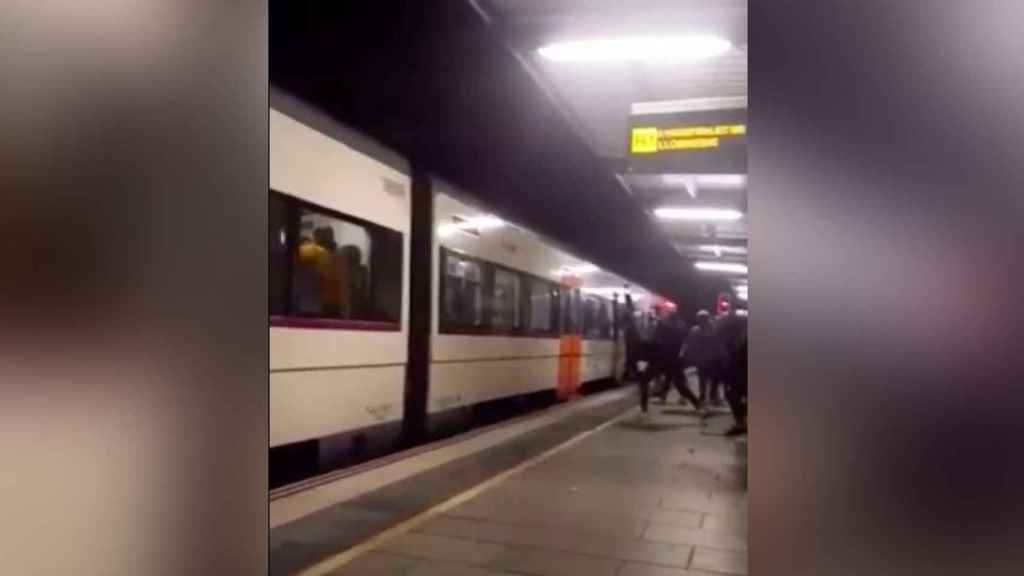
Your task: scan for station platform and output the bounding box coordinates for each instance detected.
[270,387,748,576]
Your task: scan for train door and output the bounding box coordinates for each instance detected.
[556,280,583,400]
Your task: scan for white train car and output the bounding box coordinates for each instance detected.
[428,188,625,435]
[268,96,652,488]
[269,105,412,485]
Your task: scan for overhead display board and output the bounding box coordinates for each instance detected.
[627,107,747,174]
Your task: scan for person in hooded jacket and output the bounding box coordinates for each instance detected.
[686,310,728,408]
[716,300,748,436]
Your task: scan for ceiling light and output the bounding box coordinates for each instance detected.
[654,207,743,221]
[437,224,457,238]
[697,174,746,187]
[538,35,732,63]
[464,215,504,230]
[632,97,748,115]
[698,244,747,256]
[437,214,505,238]
[662,174,746,188]
[695,261,748,274]
[551,263,599,277]
[660,175,698,198]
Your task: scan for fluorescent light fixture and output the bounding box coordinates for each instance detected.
[697,174,746,187]
[631,96,748,115]
[698,244,747,257]
[437,214,505,238]
[538,35,732,63]
[695,261,748,274]
[736,308,748,315]
[661,175,697,198]
[662,174,746,188]
[654,207,743,221]
[661,174,691,186]
[464,215,504,229]
[551,263,599,277]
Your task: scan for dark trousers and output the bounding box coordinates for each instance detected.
[723,368,748,426]
[638,374,650,413]
[697,364,722,403]
[640,358,700,412]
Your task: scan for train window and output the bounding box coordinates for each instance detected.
[269,190,403,328]
[491,268,522,330]
[562,289,581,335]
[527,279,554,333]
[582,296,612,339]
[582,297,598,338]
[441,249,484,330]
[438,247,577,338]
[603,299,614,338]
[269,193,290,316]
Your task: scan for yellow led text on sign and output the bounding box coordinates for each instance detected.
[630,127,659,153]
[662,137,719,150]
[630,124,746,154]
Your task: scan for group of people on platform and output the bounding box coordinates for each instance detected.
[622,294,748,437]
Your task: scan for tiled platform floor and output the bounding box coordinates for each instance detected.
[332,401,747,576]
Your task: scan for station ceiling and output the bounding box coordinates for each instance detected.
[270,0,746,313]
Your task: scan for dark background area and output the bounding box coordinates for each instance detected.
[1,0,267,573]
[750,1,1024,574]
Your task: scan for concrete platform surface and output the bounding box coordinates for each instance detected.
[327,400,748,576]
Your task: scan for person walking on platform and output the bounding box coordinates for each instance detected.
[687,310,728,409]
[622,292,641,380]
[723,334,748,435]
[716,302,748,435]
[637,310,702,417]
[653,314,692,404]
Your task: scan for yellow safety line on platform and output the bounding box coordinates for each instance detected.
[293,407,636,576]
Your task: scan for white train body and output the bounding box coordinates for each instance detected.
[268,102,637,485]
[270,108,410,449]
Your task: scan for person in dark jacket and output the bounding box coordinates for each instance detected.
[622,292,641,380]
[717,305,748,435]
[637,310,702,416]
[723,336,748,435]
[686,310,728,407]
[652,314,691,403]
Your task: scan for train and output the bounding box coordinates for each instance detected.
[269,94,663,488]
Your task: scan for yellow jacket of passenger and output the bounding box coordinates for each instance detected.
[298,242,349,314]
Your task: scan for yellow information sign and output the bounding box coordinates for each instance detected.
[630,127,659,153]
[630,124,746,154]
